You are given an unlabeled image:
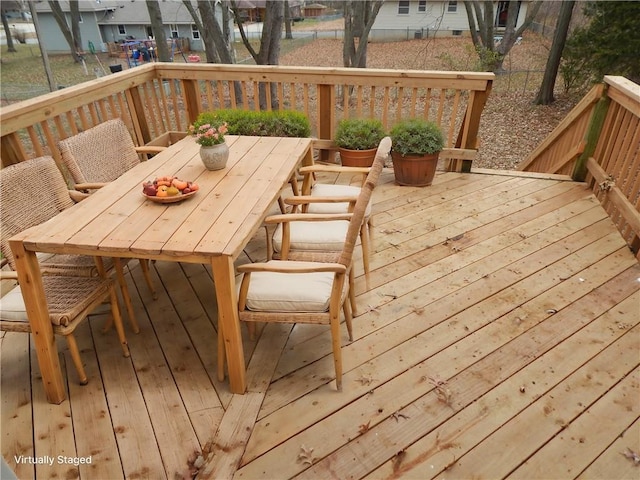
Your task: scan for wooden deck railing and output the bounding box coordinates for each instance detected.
[519,76,640,256]
[0,63,493,172]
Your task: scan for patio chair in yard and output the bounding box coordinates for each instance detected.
[235,137,391,391]
[57,118,159,301]
[0,158,130,385]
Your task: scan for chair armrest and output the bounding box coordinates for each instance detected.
[68,190,90,202]
[237,261,346,274]
[283,195,359,206]
[264,212,352,224]
[135,146,167,154]
[74,182,108,191]
[299,165,371,175]
[0,270,19,280]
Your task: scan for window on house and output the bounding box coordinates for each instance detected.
[418,0,427,13]
[170,24,178,38]
[118,24,126,35]
[448,1,458,13]
[398,0,410,15]
[191,24,200,40]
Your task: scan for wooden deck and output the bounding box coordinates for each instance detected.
[2,168,639,479]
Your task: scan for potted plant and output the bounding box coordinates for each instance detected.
[188,115,229,170]
[390,119,445,186]
[334,118,386,167]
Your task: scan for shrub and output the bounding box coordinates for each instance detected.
[192,109,311,138]
[334,118,386,150]
[390,119,445,156]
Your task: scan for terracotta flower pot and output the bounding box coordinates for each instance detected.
[338,147,378,167]
[391,151,440,186]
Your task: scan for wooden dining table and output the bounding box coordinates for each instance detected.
[9,135,314,404]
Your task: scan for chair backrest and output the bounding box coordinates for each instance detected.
[0,156,75,270]
[58,118,140,185]
[338,136,391,267]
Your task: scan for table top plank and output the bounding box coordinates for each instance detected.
[18,135,312,263]
[198,137,314,258]
[22,144,183,252]
[135,136,273,257]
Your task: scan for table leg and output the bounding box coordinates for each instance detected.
[9,239,66,404]
[211,255,246,394]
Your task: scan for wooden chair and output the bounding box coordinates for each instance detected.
[236,137,391,391]
[273,159,376,280]
[57,118,158,300]
[0,156,142,332]
[0,158,130,385]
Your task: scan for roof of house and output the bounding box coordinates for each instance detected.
[34,0,198,24]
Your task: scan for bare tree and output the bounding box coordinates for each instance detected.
[534,0,575,105]
[464,0,542,71]
[146,0,170,61]
[343,0,383,68]
[284,0,293,40]
[48,0,82,62]
[230,0,284,108]
[1,9,17,52]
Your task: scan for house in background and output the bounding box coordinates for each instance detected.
[233,0,303,23]
[372,0,531,39]
[31,0,232,55]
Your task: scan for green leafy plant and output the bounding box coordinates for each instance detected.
[193,109,311,138]
[390,119,445,156]
[334,118,386,150]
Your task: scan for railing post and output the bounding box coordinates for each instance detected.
[1,132,26,166]
[317,83,334,162]
[452,81,493,173]
[182,79,202,126]
[126,87,153,144]
[572,88,610,182]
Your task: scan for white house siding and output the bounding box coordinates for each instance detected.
[372,1,529,39]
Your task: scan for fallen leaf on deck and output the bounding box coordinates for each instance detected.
[297,444,315,465]
[621,447,640,465]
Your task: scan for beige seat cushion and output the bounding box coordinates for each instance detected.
[307,184,372,216]
[239,261,334,312]
[0,285,29,322]
[272,220,349,253]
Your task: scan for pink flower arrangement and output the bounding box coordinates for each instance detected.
[188,121,228,147]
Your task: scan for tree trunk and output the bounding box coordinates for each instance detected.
[69,1,82,54]
[1,11,16,52]
[198,0,232,64]
[342,0,383,68]
[464,0,542,72]
[257,1,284,109]
[535,0,575,105]
[48,0,81,62]
[284,0,293,40]
[146,0,170,61]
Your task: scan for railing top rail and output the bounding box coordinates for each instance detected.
[0,64,494,136]
[0,64,157,135]
[604,75,640,103]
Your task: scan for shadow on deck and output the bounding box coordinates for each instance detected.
[2,169,639,479]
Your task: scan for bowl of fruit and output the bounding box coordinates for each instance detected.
[142,176,199,203]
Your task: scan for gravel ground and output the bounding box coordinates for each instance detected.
[282,24,579,170]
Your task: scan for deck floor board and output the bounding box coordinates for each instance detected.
[1,170,638,479]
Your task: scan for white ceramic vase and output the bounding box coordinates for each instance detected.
[200,143,229,171]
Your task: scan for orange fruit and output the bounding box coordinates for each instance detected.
[172,179,188,190]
